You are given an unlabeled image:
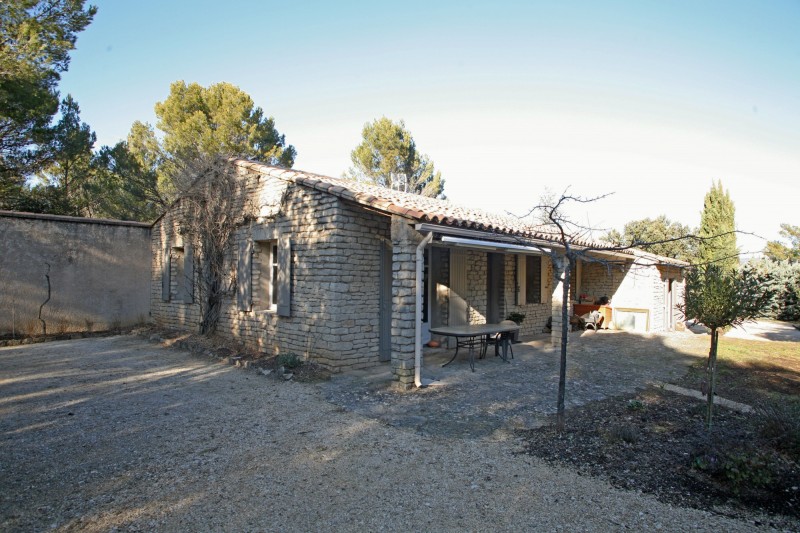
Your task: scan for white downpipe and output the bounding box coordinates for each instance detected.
[415,231,434,387]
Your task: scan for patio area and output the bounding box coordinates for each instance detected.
[320,329,704,440]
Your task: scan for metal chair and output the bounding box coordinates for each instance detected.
[486,320,517,359]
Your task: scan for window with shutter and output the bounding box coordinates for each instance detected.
[237,240,253,311]
[181,244,194,303]
[161,246,171,301]
[276,235,291,317]
[526,255,542,304]
[253,240,277,312]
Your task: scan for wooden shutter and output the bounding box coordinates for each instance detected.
[541,256,551,304]
[237,240,252,311]
[161,246,171,301]
[276,234,291,317]
[182,243,194,303]
[449,250,468,327]
[516,254,526,305]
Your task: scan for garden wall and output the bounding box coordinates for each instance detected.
[0,211,151,336]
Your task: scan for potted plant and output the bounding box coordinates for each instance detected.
[505,312,525,342]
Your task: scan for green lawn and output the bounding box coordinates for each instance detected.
[680,335,800,407]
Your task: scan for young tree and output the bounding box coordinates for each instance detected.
[698,180,738,268]
[603,215,696,262]
[764,223,800,263]
[349,117,444,198]
[681,264,775,429]
[0,1,96,184]
[520,190,638,430]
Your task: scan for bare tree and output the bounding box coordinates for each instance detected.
[518,190,625,429]
[172,155,255,334]
[515,189,755,431]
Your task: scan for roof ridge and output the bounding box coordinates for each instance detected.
[230,158,687,265]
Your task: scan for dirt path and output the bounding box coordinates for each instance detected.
[0,335,771,532]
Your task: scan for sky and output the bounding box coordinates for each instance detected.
[58,0,800,257]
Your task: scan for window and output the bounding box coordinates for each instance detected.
[525,255,542,304]
[161,244,193,303]
[238,233,291,316]
[254,240,277,311]
[516,254,547,305]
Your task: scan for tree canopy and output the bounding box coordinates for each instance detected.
[155,81,296,166]
[39,95,95,200]
[349,117,444,198]
[764,223,800,263]
[698,180,738,269]
[135,81,296,201]
[603,215,695,262]
[0,0,96,182]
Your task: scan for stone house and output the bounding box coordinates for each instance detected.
[151,159,686,386]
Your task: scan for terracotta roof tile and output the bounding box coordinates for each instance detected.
[232,159,688,265]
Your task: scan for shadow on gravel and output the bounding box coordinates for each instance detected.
[321,330,708,440]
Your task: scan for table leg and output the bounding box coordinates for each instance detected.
[469,336,475,372]
[500,335,510,363]
[442,341,459,367]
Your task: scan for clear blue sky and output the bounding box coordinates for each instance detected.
[59,0,800,256]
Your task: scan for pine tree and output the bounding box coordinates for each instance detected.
[698,180,738,269]
[348,117,444,198]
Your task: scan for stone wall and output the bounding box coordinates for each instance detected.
[389,216,422,385]
[151,171,391,372]
[578,259,685,332]
[426,249,553,337]
[0,211,151,336]
[503,254,553,335]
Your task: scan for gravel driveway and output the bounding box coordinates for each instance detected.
[0,335,772,531]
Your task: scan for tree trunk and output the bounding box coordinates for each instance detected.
[556,260,571,431]
[706,327,718,429]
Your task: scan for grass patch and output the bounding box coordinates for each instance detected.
[679,336,800,407]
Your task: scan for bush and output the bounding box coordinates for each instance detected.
[693,443,778,494]
[276,352,303,369]
[603,424,640,444]
[758,401,800,460]
[506,312,526,325]
[626,399,646,412]
[745,259,800,321]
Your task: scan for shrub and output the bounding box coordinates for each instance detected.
[276,352,303,369]
[506,312,526,325]
[745,259,800,321]
[758,401,800,460]
[626,399,646,412]
[603,424,640,444]
[693,443,778,494]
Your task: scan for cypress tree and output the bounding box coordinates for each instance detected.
[698,180,738,269]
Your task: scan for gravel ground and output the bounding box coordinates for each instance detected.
[0,335,781,532]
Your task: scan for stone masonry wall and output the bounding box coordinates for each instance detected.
[1,211,151,336]
[502,254,552,336]
[465,249,488,324]
[579,259,685,332]
[426,249,552,336]
[390,216,422,386]
[151,171,391,372]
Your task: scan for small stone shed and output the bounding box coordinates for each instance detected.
[151,159,686,386]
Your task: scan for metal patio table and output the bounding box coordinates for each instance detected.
[429,323,519,372]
